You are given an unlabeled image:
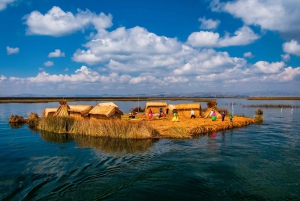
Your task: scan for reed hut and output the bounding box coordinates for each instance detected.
[167,104,177,114]
[202,108,222,118]
[145,102,167,114]
[69,105,93,119]
[174,103,201,118]
[97,102,118,107]
[43,108,57,118]
[88,105,123,120]
[53,100,70,117]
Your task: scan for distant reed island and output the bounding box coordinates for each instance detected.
[8,100,261,139]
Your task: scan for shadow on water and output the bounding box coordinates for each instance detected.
[9,123,26,129]
[39,130,157,154]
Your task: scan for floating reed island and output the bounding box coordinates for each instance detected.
[9,100,260,139]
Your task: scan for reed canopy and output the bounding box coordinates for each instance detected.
[88,105,123,120]
[97,102,118,107]
[145,102,167,114]
[43,108,58,118]
[69,105,93,119]
[53,100,70,117]
[174,103,201,117]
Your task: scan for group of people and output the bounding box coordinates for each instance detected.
[148,108,233,122]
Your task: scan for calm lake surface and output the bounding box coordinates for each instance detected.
[0,99,300,200]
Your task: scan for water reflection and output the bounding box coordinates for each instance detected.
[75,136,157,154]
[9,123,25,129]
[39,130,72,143]
[39,131,157,154]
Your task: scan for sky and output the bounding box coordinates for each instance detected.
[1,0,300,96]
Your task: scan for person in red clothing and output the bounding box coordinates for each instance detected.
[148,108,153,119]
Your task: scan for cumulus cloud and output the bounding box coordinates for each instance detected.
[48,49,65,57]
[243,52,253,58]
[187,26,259,48]
[281,54,290,62]
[252,61,285,74]
[198,17,220,29]
[6,46,19,55]
[73,26,184,71]
[283,40,300,56]
[0,0,15,11]
[211,0,300,40]
[44,61,54,67]
[23,6,112,36]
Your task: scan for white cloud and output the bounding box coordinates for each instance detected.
[0,0,14,11]
[212,0,300,39]
[243,52,253,58]
[48,49,65,57]
[44,61,54,67]
[252,61,285,74]
[6,46,19,55]
[24,6,113,36]
[283,40,300,56]
[198,17,220,29]
[187,26,259,48]
[64,68,69,72]
[281,54,290,62]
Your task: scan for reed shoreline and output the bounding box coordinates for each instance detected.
[31,114,257,139]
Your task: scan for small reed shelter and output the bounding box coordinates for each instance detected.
[145,102,167,114]
[53,100,70,117]
[97,102,118,107]
[174,103,201,118]
[43,108,57,118]
[88,105,123,120]
[69,105,93,119]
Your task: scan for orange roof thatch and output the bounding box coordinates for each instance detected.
[175,103,201,110]
[145,102,167,109]
[69,105,93,116]
[54,100,70,117]
[203,108,221,118]
[97,102,118,107]
[89,105,123,117]
[43,108,57,117]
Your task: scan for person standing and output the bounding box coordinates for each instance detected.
[148,108,153,119]
[222,111,226,121]
[190,109,195,118]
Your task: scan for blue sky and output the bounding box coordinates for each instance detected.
[1,0,300,96]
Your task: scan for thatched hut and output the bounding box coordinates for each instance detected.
[174,103,201,118]
[88,105,124,120]
[202,108,222,118]
[53,100,70,117]
[145,102,167,114]
[69,105,93,119]
[43,108,57,118]
[97,102,118,107]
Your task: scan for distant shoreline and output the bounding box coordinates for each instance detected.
[0,96,299,103]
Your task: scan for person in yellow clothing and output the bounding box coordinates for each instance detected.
[172,110,179,121]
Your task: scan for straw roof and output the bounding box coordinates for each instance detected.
[203,108,221,118]
[89,105,123,117]
[175,103,201,110]
[69,105,93,116]
[168,104,177,111]
[145,102,167,108]
[43,108,57,117]
[97,102,118,107]
[54,100,70,117]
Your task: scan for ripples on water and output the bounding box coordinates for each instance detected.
[0,101,300,200]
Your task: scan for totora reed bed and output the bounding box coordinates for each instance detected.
[35,113,256,139]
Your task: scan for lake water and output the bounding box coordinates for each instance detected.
[0,99,300,200]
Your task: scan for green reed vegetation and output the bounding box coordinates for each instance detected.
[254,108,264,122]
[242,104,299,108]
[38,117,159,139]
